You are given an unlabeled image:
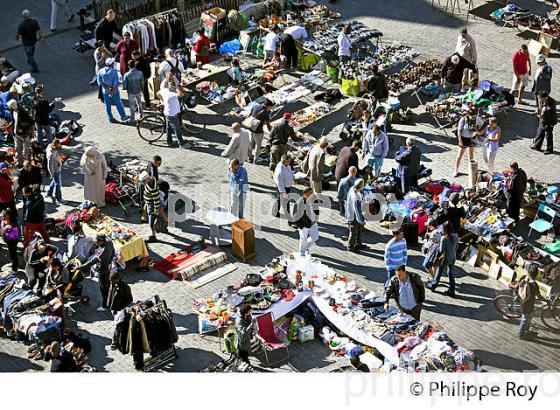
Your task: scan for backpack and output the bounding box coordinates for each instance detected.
[170,59,181,81]
[518,277,532,303]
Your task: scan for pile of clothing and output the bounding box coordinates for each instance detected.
[491,3,560,35]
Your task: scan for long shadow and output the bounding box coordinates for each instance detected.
[167,346,224,372]
[0,351,44,372]
[473,349,539,371]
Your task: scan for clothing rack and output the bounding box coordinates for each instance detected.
[115,295,178,371]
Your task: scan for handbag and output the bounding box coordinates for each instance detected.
[242,115,262,132]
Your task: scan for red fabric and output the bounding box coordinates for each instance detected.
[105,182,120,205]
[424,182,444,196]
[24,222,51,248]
[0,175,14,204]
[193,36,211,65]
[256,312,284,347]
[114,39,139,75]
[512,51,529,75]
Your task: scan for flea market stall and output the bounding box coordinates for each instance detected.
[193,254,480,372]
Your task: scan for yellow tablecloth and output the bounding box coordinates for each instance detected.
[82,214,148,262]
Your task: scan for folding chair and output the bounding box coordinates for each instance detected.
[528,203,556,240]
[254,312,290,366]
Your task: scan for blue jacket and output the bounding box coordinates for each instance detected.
[122,68,144,95]
[97,67,119,94]
[229,166,249,196]
[0,91,15,121]
[362,130,389,158]
[345,187,365,224]
[337,175,356,200]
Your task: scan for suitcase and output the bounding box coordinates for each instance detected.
[402,222,419,247]
[410,209,428,235]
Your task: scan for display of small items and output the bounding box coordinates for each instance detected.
[303,21,382,56]
[338,44,418,80]
[425,97,464,125]
[386,59,442,94]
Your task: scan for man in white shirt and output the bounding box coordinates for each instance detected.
[281,25,308,70]
[158,48,185,82]
[455,28,477,86]
[221,122,252,164]
[263,25,281,62]
[157,86,191,148]
[273,155,294,218]
[337,25,353,63]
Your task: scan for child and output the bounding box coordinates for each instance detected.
[1,209,19,273]
[229,59,243,85]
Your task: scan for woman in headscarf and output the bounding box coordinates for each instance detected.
[80,146,108,207]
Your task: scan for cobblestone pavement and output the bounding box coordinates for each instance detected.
[1,0,560,372]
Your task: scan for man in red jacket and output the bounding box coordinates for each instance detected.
[0,162,17,219]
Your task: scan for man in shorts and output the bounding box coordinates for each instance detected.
[510,44,531,105]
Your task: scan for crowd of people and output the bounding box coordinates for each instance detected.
[0,0,557,372]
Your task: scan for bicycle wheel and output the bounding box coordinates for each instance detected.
[181,110,206,135]
[137,114,165,143]
[494,295,523,319]
[541,303,560,332]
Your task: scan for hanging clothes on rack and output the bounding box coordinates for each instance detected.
[121,9,186,56]
[114,298,178,370]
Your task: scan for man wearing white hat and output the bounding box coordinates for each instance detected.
[533,54,553,111]
[97,57,128,123]
[50,0,74,32]
[16,10,45,73]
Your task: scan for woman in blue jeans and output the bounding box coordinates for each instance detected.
[362,125,389,176]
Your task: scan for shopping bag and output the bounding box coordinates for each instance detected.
[341,77,360,96]
[242,116,262,132]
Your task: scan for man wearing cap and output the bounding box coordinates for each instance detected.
[337,25,353,63]
[269,112,298,173]
[79,234,115,312]
[94,9,118,49]
[50,0,74,32]
[533,54,553,111]
[97,58,128,123]
[139,171,160,243]
[0,162,17,219]
[8,99,35,167]
[440,53,476,93]
[532,91,557,154]
[16,10,45,73]
[510,44,531,105]
[345,178,367,253]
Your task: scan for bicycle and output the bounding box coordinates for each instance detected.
[137,90,206,143]
[493,286,560,332]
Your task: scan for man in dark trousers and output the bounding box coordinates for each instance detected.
[505,161,527,223]
[94,9,118,49]
[269,112,300,173]
[367,65,389,101]
[395,137,421,194]
[334,140,360,183]
[132,50,151,108]
[108,271,133,349]
[79,233,116,312]
[16,10,45,73]
[531,91,557,154]
[384,265,425,320]
[441,53,476,93]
